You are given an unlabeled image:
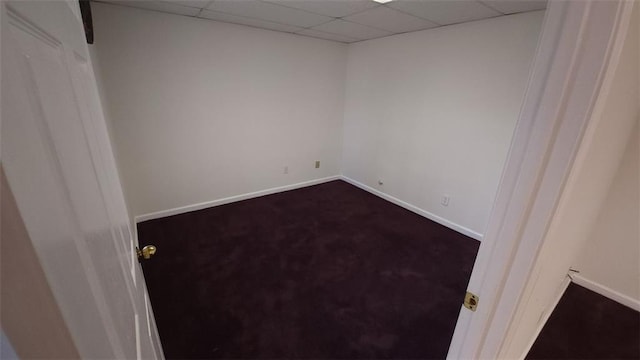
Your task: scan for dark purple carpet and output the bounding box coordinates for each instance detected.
[527,283,640,359]
[137,180,479,359]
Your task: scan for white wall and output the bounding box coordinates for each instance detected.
[91,4,544,233]
[341,11,544,238]
[573,119,639,302]
[90,3,347,218]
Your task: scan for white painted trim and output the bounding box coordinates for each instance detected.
[492,2,634,358]
[134,174,483,241]
[571,274,640,312]
[134,176,341,223]
[447,1,633,359]
[340,176,483,241]
[520,276,571,359]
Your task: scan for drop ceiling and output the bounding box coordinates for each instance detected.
[94,0,547,43]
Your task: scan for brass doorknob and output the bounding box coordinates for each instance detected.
[136,245,157,261]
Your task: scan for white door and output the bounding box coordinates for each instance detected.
[1,1,160,358]
[447,1,633,358]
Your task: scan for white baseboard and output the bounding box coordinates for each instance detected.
[571,273,640,312]
[339,175,483,241]
[134,175,341,223]
[134,174,484,242]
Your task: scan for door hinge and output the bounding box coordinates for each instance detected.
[464,291,479,312]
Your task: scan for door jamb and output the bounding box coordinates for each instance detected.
[447,1,634,358]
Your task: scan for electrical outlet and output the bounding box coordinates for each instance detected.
[315,161,320,169]
[283,166,288,174]
[441,195,450,206]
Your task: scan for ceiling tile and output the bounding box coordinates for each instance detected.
[161,0,212,9]
[388,0,502,25]
[198,9,304,33]
[97,0,544,45]
[296,28,359,43]
[481,0,547,14]
[265,0,379,18]
[99,0,201,16]
[311,19,391,40]
[343,6,438,33]
[207,0,333,28]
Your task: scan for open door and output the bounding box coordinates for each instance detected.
[1,1,161,358]
[448,1,635,358]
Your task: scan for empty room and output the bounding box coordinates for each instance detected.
[2,0,638,359]
[92,0,541,357]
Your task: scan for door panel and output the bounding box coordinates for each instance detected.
[1,2,159,358]
[2,12,120,357]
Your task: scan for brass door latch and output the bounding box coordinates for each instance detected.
[464,291,479,311]
[136,245,157,261]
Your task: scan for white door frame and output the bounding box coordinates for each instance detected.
[448,0,634,358]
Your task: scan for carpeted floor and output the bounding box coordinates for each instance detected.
[137,180,479,359]
[527,283,640,359]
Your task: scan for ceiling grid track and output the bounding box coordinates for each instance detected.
[92,0,547,43]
